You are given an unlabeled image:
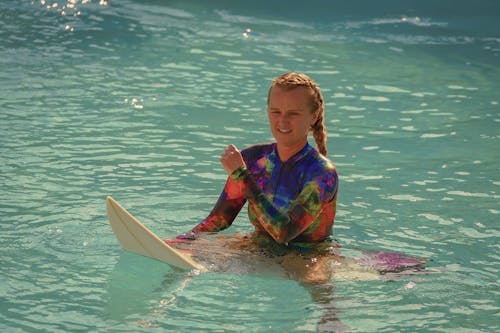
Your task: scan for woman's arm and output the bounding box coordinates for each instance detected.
[177,144,248,240]
[177,177,246,239]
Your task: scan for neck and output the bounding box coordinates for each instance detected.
[276,141,307,162]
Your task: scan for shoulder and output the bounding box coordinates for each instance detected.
[304,148,339,195]
[307,148,338,177]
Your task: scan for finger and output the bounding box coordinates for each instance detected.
[227,144,239,153]
[222,145,236,157]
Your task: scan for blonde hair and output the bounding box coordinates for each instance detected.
[267,72,328,155]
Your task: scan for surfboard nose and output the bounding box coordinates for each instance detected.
[106,196,113,214]
[105,196,207,272]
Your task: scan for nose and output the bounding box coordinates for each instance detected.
[278,113,290,124]
[277,118,289,129]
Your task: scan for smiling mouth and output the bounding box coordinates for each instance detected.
[278,128,291,133]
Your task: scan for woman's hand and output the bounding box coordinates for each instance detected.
[220,144,246,175]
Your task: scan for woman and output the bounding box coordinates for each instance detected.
[178,72,338,252]
[171,73,420,330]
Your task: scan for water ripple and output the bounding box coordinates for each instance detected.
[1,1,499,332]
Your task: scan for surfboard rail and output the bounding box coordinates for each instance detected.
[106,196,207,272]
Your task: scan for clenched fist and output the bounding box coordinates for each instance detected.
[220,144,246,175]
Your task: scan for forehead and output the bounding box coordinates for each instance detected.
[268,86,311,106]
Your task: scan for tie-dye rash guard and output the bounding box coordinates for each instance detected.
[189,142,338,245]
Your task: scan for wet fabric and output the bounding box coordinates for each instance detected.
[189,142,338,245]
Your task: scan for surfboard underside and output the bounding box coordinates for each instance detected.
[106,196,207,272]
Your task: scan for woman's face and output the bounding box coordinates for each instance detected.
[267,86,317,150]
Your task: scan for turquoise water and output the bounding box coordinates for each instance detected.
[1,0,499,332]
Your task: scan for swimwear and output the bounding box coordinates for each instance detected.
[185,142,338,246]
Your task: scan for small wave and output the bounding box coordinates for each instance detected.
[365,85,410,93]
[386,194,426,202]
[421,133,448,138]
[346,16,447,29]
[215,9,310,29]
[360,96,390,102]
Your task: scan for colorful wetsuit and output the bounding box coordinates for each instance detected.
[187,142,338,246]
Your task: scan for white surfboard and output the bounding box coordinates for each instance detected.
[106,196,207,272]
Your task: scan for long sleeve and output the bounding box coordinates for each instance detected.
[232,165,337,244]
[188,176,247,234]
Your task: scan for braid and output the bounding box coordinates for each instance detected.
[268,72,328,155]
[312,109,327,156]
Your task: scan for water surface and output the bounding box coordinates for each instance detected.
[1,0,499,332]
